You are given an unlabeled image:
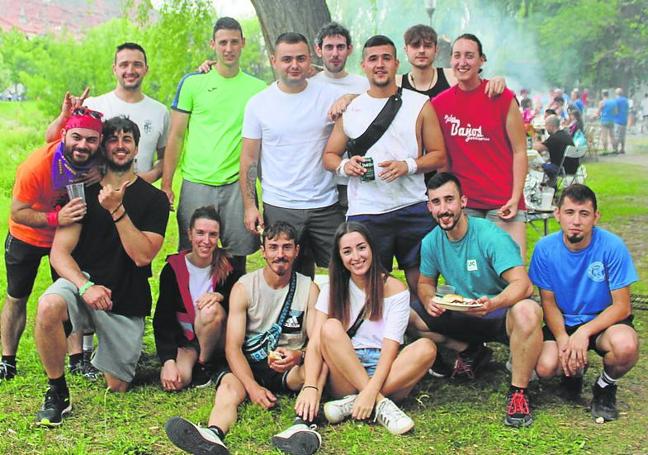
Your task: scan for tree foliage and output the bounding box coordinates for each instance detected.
[0,0,272,116]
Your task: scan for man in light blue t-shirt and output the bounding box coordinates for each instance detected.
[529,184,638,422]
[410,172,542,428]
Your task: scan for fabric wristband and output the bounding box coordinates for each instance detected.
[78,280,94,296]
[46,211,59,227]
[404,158,418,175]
[337,158,350,177]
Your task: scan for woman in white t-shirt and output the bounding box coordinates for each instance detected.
[153,206,241,391]
[295,222,436,435]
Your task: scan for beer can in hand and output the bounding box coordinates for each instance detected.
[361,157,375,182]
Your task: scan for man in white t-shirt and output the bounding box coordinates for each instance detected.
[240,32,346,278]
[323,34,446,294]
[312,22,369,211]
[47,43,169,183]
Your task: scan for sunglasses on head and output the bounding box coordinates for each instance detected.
[72,107,103,120]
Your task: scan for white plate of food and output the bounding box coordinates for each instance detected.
[432,294,483,312]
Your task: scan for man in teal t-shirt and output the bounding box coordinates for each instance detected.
[409,172,542,428]
[162,17,266,272]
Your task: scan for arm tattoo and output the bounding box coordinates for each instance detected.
[245,163,258,203]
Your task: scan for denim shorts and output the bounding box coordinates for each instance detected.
[356,348,381,377]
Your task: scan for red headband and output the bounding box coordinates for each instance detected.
[64,109,103,134]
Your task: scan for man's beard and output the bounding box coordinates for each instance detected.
[566,234,583,244]
[106,158,134,173]
[436,212,461,231]
[63,144,93,166]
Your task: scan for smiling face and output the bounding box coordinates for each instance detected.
[427,180,467,232]
[361,44,399,88]
[103,129,138,172]
[451,38,484,87]
[113,48,148,91]
[188,217,220,262]
[211,28,245,69]
[338,231,372,279]
[555,196,599,248]
[272,41,311,88]
[261,233,299,277]
[62,128,101,165]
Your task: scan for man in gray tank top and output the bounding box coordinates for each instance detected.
[165,222,324,455]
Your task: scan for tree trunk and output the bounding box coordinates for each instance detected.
[250,0,331,63]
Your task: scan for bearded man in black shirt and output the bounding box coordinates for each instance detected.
[33,116,169,427]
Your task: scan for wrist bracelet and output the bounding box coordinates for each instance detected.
[110,203,123,215]
[79,280,94,296]
[46,211,59,227]
[113,210,127,223]
[404,158,418,175]
[302,385,318,391]
[337,158,350,177]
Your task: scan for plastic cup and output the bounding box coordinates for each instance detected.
[540,187,554,210]
[66,182,86,202]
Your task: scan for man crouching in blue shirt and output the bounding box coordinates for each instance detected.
[530,184,639,422]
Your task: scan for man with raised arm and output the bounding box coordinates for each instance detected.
[33,117,169,426]
[1,109,103,381]
[313,22,369,211]
[531,184,639,422]
[46,43,168,184]
[165,222,323,455]
[162,17,266,274]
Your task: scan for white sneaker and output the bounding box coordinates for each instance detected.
[324,394,357,424]
[164,416,229,455]
[271,423,321,455]
[374,398,414,435]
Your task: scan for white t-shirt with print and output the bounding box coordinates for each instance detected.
[85,91,169,173]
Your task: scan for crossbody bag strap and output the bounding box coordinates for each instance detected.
[346,86,403,158]
[275,271,298,330]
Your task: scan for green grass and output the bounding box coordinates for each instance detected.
[0,101,647,454]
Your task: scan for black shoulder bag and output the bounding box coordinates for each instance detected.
[345,86,404,157]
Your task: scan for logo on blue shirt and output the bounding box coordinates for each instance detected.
[586,261,606,282]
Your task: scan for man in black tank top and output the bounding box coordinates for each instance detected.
[396,24,506,100]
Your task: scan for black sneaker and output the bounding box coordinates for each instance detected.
[591,383,618,421]
[451,345,493,379]
[0,360,16,380]
[69,360,84,376]
[504,389,533,427]
[560,375,584,401]
[165,416,229,455]
[35,387,72,427]
[82,361,101,381]
[271,423,322,455]
[191,363,213,389]
[428,355,453,378]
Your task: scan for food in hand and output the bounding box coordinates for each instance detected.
[268,350,283,362]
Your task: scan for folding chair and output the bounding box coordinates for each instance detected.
[557,145,587,189]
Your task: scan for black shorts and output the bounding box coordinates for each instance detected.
[542,316,635,356]
[214,360,291,394]
[412,299,510,345]
[4,234,56,299]
[348,201,435,272]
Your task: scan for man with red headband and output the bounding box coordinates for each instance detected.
[0,109,103,381]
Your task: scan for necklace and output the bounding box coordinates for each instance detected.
[409,70,436,92]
